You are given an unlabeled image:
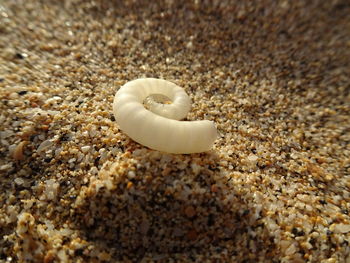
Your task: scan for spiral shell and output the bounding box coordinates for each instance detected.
[113,78,217,154]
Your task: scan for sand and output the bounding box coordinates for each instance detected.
[0,0,349,262]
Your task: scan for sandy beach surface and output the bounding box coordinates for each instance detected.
[0,0,349,262]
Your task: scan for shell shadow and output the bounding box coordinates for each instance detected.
[72,150,275,261]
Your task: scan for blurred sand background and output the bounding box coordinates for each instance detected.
[0,0,349,262]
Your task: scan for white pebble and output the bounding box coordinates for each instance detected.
[37,139,53,153]
[186,41,193,49]
[81,145,91,153]
[45,96,62,104]
[127,171,136,179]
[0,163,12,171]
[14,178,24,185]
[191,163,201,175]
[333,223,350,234]
[44,179,59,200]
[248,154,258,162]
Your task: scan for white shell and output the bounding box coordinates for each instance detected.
[113,78,217,154]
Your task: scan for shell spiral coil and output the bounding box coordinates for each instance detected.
[113,78,217,154]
